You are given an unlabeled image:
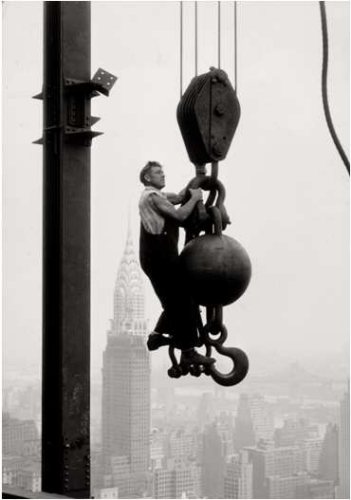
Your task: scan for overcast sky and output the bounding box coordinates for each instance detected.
[2,1,349,381]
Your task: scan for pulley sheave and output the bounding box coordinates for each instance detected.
[177,68,240,165]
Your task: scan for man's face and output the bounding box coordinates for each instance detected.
[145,166,165,189]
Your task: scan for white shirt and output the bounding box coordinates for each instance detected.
[139,187,168,234]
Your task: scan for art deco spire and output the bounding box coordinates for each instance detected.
[112,221,146,335]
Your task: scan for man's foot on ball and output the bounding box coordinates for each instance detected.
[147,332,171,351]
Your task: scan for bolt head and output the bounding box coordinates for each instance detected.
[215,103,225,116]
[212,143,224,156]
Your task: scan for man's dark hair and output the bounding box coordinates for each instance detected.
[139,161,161,186]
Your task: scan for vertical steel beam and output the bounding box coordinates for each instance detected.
[42,2,91,497]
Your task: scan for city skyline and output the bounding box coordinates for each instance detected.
[2,2,349,498]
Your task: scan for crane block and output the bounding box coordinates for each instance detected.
[177,67,240,165]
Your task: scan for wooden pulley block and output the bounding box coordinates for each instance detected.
[177,67,241,165]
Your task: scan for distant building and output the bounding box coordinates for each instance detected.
[201,423,225,499]
[267,473,335,499]
[174,463,201,499]
[92,486,119,499]
[2,413,39,457]
[297,478,335,499]
[2,457,40,494]
[245,439,305,499]
[151,426,202,498]
[153,459,201,499]
[109,455,133,498]
[150,429,165,470]
[302,438,323,474]
[165,428,198,462]
[3,384,41,424]
[101,228,151,498]
[266,472,308,499]
[2,457,25,488]
[224,450,253,499]
[154,466,173,499]
[14,462,41,494]
[337,382,350,499]
[197,392,216,429]
[217,414,235,459]
[274,417,319,447]
[233,395,255,450]
[318,422,338,484]
[2,413,41,495]
[234,394,274,451]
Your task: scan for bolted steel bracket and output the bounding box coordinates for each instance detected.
[91,68,118,96]
[33,68,118,147]
[64,68,117,97]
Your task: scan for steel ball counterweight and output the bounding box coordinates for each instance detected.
[179,234,251,306]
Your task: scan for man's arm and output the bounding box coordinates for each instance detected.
[151,189,202,222]
[165,188,187,205]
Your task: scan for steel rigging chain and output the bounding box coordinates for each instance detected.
[183,162,230,243]
[167,161,249,386]
[164,4,250,387]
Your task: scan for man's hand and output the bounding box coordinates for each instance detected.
[189,188,203,202]
[152,188,203,223]
[177,187,187,203]
[165,188,187,205]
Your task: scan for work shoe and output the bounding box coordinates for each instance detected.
[147,332,171,351]
[180,348,216,367]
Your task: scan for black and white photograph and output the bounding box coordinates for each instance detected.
[2,1,349,499]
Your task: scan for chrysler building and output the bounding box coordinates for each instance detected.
[101,226,151,497]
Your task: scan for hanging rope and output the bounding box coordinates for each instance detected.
[180,1,183,97]
[234,1,237,92]
[218,2,221,68]
[195,2,198,76]
[319,1,349,175]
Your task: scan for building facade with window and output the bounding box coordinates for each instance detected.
[224,450,253,499]
[101,228,151,497]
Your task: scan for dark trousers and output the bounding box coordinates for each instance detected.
[139,223,199,350]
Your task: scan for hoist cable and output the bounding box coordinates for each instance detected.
[180,1,183,97]
[195,2,198,76]
[218,2,221,68]
[319,1,350,175]
[234,1,237,92]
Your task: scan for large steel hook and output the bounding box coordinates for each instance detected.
[207,344,249,387]
[202,321,249,387]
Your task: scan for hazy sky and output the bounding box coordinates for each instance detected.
[2,1,349,380]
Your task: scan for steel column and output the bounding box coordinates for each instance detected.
[42,2,91,497]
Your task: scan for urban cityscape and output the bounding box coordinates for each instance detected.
[2,0,349,498]
[3,230,350,499]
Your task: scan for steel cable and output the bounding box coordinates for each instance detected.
[319,1,349,175]
[180,1,183,97]
[234,1,237,92]
[195,2,198,76]
[218,2,221,68]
